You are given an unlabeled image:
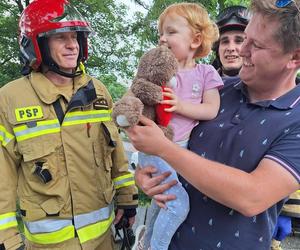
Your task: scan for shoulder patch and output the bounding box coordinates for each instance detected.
[15,106,43,122]
[93,95,109,110]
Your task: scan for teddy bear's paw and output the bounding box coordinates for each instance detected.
[116,115,131,127]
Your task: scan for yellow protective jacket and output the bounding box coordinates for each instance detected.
[281,190,300,218]
[0,72,138,249]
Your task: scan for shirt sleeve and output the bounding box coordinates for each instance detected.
[201,64,224,91]
[264,125,300,183]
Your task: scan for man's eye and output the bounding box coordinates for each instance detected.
[54,35,63,39]
[235,38,244,44]
[220,40,229,45]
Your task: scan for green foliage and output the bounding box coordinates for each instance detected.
[138,189,151,206]
[97,73,127,101]
[0,2,23,86]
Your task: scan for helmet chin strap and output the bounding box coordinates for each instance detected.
[48,63,83,78]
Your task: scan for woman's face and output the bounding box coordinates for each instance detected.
[218,30,245,71]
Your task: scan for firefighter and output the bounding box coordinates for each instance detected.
[0,0,138,249]
[212,5,251,83]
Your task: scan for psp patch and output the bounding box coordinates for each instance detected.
[15,106,43,122]
[93,96,109,110]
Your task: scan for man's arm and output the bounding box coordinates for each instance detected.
[0,112,23,249]
[127,116,300,217]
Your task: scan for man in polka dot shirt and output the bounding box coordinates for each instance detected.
[127,0,300,249]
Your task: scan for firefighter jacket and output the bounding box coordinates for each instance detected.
[0,72,138,249]
[281,190,300,218]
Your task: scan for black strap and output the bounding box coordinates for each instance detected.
[53,99,65,125]
[115,228,132,250]
[285,199,300,205]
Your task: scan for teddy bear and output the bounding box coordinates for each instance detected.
[112,45,178,140]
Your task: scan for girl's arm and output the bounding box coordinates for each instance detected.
[163,87,220,120]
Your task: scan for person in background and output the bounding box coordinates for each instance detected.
[128,0,300,249]
[137,3,222,250]
[212,5,251,85]
[0,0,137,249]
[271,190,300,250]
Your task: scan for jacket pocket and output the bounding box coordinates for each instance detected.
[93,121,118,194]
[20,197,64,221]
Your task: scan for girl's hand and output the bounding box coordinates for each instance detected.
[161,87,182,113]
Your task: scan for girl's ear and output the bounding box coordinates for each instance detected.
[191,33,202,49]
[287,48,300,69]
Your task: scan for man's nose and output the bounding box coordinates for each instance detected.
[66,37,78,48]
[226,41,235,52]
[239,39,249,58]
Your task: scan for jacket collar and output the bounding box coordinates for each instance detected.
[29,72,92,104]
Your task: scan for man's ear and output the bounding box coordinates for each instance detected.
[287,48,300,69]
[191,33,202,49]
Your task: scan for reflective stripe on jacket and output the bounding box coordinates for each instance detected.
[0,212,18,231]
[0,72,138,248]
[24,204,114,244]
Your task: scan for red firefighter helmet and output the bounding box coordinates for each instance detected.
[19,0,92,75]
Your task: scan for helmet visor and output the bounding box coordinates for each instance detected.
[38,26,91,38]
[38,3,92,37]
[217,6,251,27]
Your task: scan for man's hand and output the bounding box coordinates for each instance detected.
[135,166,177,209]
[126,115,171,156]
[114,209,124,226]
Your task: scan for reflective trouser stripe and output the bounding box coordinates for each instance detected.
[0,212,18,230]
[24,205,113,245]
[0,125,14,146]
[77,211,114,244]
[24,225,75,245]
[113,173,135,189]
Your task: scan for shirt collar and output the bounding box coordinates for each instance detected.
[234,82,300,110]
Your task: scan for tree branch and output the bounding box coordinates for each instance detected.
[13,0,24,13]
[133,0,150,10]
[0,56,14,66]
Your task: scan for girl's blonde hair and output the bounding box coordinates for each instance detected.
[158,2,219,58]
